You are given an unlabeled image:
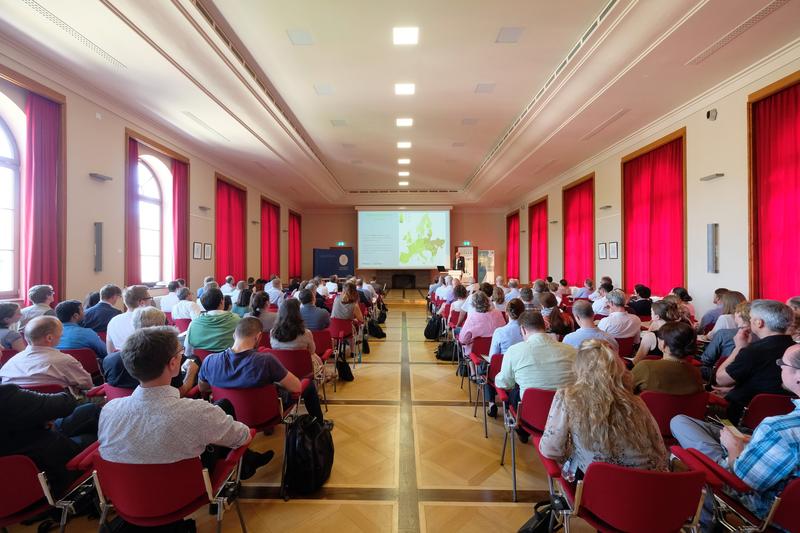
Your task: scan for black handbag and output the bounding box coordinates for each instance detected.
[362,336,370,354]
[336,354,354,381]
[518,500,560,533]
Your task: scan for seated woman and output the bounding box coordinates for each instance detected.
[706,291,746,340]
[271,299,326,379]
[539,339,668,482]
[556,279,571,300]
[627,284,652,317]
[540,292,575,338]
[332,282,365,324]
[662,294,694,325]
[787,296,800,343]
[700,301,754,381]
[232,288,253,317]
[632,321,704,395]
[458,292,506,355]
[632,300,681,364]
[0,302,27,351]
[443,284,469,335]
[245,291,278,333]
[670,287,696,319]
[492,286,507,313]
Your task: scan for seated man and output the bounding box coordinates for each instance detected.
[199,318,327,423]
[82,284,123,334]
[671,343,800,530]
[715,299,796,423]
[486,299,525,417]
[298,289,330,331]
[573,278,594,300]
[428,276,443,297]
[494,310,576,433]
[55,299,107,359]
[589,276,613,301]
[699,288,728,332]
[0,384,101,495]
[98,327,272,479]
[0,316,93,391]
[185,288,240,356]
[326,275,340,295]
[265,278,285,308]
[196,275,215,299]
[562,300,619,352]
[591,282,614,316]
[504,279,521,302]
[106,285,153,353]
[171,287,204,321]
[597,290,642,344]
[220,275,235,295]
[315,277,329,299]
[434,276,454,304]
[19,284,56,330]
[159,281,181,313]
[519,287,536,311]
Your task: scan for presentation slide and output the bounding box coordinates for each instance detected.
[358,210,450,269]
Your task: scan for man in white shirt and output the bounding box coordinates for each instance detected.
[325,275,339,295]
[598,290,642,344]
[106,285,153,353]
[591,282,613,317]
[495,276,508,294]
[220,275,235,295]
[170,288,204,320]
[504,279,521,302]
[589,276,613,301]
[434,276,454,302]
[159,281,180,313]
[265,278,285,308]
[358,278,375,302]
[0,316,93,391]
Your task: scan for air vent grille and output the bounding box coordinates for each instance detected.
[22,0,126,68]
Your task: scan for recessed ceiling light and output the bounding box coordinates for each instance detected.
[398,181,409,186]
[398,158,410,165]
[393,27,418,45]
[287,29,314,45]
[496,27,524,43]
[394,83,416,95]
[474,83,496,94]
[398,171,410,177]
[397,141,412,149]
[462,118,478,126]
[330,119,347,127]
[314,83,334,95]
[396,118,413,127]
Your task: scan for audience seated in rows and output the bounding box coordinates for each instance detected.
[699,287,729,331]
[562,300,618,351]
[627,284,652,317]
[82,284,123,334]
[298,289,330,331]
[245,291,277,333]
[171,287,203,320]
[55,299,107,359]
[540,292,575,338]
[573,278,593,299]
[504,279,521,302]
[0,316,93,391]
[632,321,704,395]
[19,284,56,330]
[434,276,454,303]
[591,282,614,316]
[458,292,505,355]
[159,281,181,313]
[540,339,668,481]
[186,288,240,356]
[0,302,26,351]
[597,289,642,343]
[265,278,285,308]
[98,327,272,479]
[633,300,681,362]
[715,299,796,423]
[707,291,746,340]
[106,285,153,353]
[589,276,612,301]
[671,343,800,527]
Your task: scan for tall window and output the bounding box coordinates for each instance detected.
[137,160,163,284]
[0,117,19,298]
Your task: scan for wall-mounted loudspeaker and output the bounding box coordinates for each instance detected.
[706,109,718,121]
[707,223,719,273]
[94,222,103,272]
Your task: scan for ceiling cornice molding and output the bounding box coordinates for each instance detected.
[508,37,800,211]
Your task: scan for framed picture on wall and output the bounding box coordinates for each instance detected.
[204,243,213,260]
[598,242,607,260]
[609,241,619,260]
[192,242,202,260]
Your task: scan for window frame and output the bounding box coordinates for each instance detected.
[0,116,20,300]
[136,158,164,285]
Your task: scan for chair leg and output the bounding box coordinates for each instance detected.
[321,376,328,412]
[58,503,69,533]
[473,382,480,418]
[510,430,518,502]
[500,430,508,466]
[234,499,248,533]
[482,384,488,439]
[97,504,110,533]
[279,421,290,501]
[216,495,224,533]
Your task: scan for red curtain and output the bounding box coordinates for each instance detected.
[623,137,684,295]
[752,81,800,300]
[288,212,301,278]
[215,179,246,282]
[506,212,520,279]
[171,159,189,281]
[124,138,140,286]
[21,93,62,304]
[528,199,548,281]
[563,178,594,286]
[261,199,280,278]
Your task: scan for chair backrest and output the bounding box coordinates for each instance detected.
[267,349,314,379]
[772,477,800,532]
[163,312,173,326]
[193,349,213,361]
[22,384,65,394]
[61,348,100,375]
[640,391,708,438]
[310,329,333,356]
[257,333,272,349]
[580,462,705,533]
[0,455,47,523]
[741,393,796,430]
[104,384,135,400]
[615,336,636,357]
[329,318,353,339]
[470,336,493,357]
[97,331,107,342]
[518,388,557,435]
[447,309,460,328]
[174,318,191,333]
[487,353,504,383]
[93,456,208,524]
[210,384,282,429]
[1,349,17,368]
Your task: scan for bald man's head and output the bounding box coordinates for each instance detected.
[25,316,63,346]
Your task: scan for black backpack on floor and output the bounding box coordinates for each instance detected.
[368,320,386,338]
[283,415,334,497]
[424,315,440,340]
[435,340,458,361]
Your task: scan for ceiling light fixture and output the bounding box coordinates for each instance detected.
[395,83,415,95]
[396,118,413,127]
[393,27,419,45]
[398,171,410,177]
[287,29,314,45]
[398,181,409,186]
[398,158,410,165]
[397,141,412,149]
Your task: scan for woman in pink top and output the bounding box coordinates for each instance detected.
[458,292,506,354]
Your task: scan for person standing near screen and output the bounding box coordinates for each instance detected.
[453,251,465,272]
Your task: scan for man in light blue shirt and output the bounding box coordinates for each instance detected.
[55,300,107,359]
[486,299,525,418]
[563,300,619,352]
[504,279,521,302]
[699,288,728,332]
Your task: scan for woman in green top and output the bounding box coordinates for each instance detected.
[632,321,704,395]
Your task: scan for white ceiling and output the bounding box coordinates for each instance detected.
[0,0,798,208]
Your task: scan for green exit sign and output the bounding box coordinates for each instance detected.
[336,241,345,246]
[462,241,471,246]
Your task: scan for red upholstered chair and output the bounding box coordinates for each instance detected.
[193,348,214,362]
[164,311,174,326]
[93,429,256,533]
[463,336,492,418]
[61,348,101,377]
[554,462,705,533]
[268,305,279,312]
[211,384,287,430]
[86,383,135,401]
[174,318,191,333]
[257,333,272,349]
[740,393,796,430]
[593,314,606,321]
[329,317,356,365]
[672,446,800,533]
[615,336,636,358]
[640,390,708,444]
[1,349,17,368]
[266,348,317,409]
[311,329,335,401]
[97,331,107,343]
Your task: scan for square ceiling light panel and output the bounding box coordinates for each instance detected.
[393,27,419,45]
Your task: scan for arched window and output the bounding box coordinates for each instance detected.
[0,117,20,298]
[137,159,163,284]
